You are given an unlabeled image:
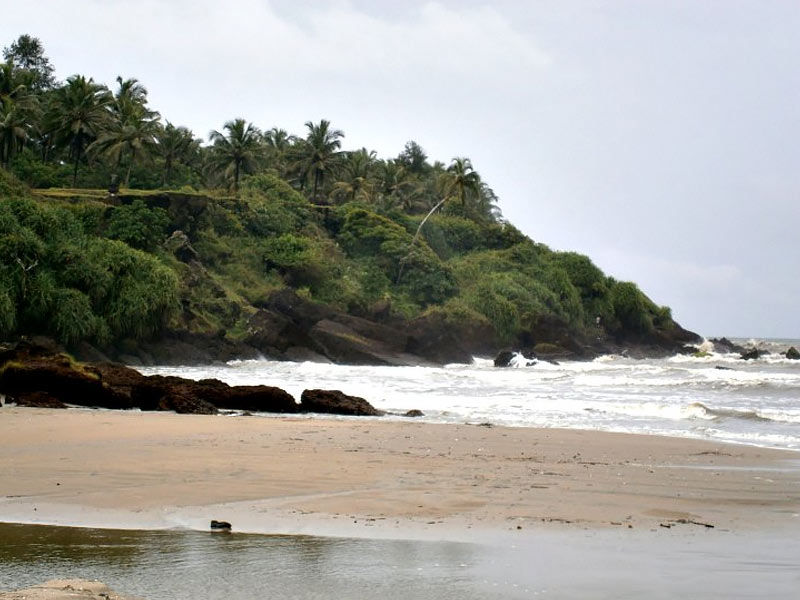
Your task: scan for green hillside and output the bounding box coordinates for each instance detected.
[0,34,695,362]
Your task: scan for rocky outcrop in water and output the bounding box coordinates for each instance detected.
[786,346,800,360]
[0,341,383,417]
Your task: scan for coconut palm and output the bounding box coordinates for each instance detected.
[330,148,376,204]
[264,127,296,177]
[292,119,344,201]
[0,61,38,166]
[375,159,421,212]
[207,118,264,191]
[46,75,113,186]
[155,122,199,186]
[440,157,482,214]
[0,99,30,166]
[88,76,161,187]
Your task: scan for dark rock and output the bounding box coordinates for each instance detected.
[157,391,218,415]
[214,385,299,413]
[210,519,232,531]
[404,409,424,418]
[0,349,134,410]
[164,229,199,262]
[493,350,516,368]
[309,319,419,366]
[300,389,385,416]
[710,337,747,355]
[282,346,331,363]
[740,348,762,360]
[786,347,800,360]
[715,366,734,371]
[405,310,496,365]
[11,391,68,409]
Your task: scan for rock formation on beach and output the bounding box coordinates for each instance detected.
[0,340,382,416]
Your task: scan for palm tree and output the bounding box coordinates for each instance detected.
[441,157,482,214]
[375,159,420,212]
[330,148,376,204]
[0,61,38,166]
[46,75,113,186]
[264,127,296,177]
[155,122,199,186]
[0,99,30,166]
[88,76,161,187]
[207,118,264,191]
[293,119,344,201]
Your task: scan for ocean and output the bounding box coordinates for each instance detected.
[139,338,800,451]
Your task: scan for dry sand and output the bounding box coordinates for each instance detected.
[1,407,799,538]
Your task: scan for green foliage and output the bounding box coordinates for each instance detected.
[609,281,654,335]
[0,166,26,197]
[106,198,169,251]
[240,173,309,236]
[336,205,455,305]
[0,193,178,345]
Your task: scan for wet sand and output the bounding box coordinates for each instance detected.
[1,407,798,538]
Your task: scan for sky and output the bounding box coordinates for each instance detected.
[3,0,799,339]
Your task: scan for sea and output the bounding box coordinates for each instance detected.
[3,337,800,599]
[138,337,800,451]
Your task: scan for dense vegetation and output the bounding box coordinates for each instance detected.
[0,35,679,355]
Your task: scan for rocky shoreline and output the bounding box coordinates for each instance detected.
[0,340,390,416]
[59,288,702,368]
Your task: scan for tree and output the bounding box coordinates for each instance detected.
[264,127,296,177]
[155,122,199,186]
[3,34,56,92]
[0,61,38,166]
[330,148,376,204]
[46,75,113,186]
[88,76,160,187]
[293,119,344,201]
[207,118,264,191]
[397,140,430,175]
[441,157,482,214]
[375,159,419,212]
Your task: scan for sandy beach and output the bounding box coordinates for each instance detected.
[1,407,798,539]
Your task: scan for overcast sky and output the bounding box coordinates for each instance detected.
[3,1,798,339]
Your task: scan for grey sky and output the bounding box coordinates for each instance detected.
[3,1,798,338]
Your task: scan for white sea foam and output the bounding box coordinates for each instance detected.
[139,342,800,451]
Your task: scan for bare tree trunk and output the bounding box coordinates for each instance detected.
[395,197,447,284]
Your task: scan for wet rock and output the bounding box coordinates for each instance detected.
[710,337,747,355]
[300,389,385,416]
[404,409,425,417]
[786,346,800,360]
[740,348,762,360]
[0,349,134,410]
[493,350,516,367]
[210,519,232,532]
[11,391,68,409]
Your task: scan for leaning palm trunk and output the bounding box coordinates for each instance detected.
[395,196,448,284]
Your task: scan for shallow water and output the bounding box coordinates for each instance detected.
[2,523,799,599]
[138,338,800,450]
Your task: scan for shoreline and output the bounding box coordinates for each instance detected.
[1,407,799,541]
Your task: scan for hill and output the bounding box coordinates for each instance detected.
[0,168,699,365]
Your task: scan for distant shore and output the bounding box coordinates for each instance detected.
[1,407,798,539]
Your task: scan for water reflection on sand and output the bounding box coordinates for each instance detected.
[2,523,799,599]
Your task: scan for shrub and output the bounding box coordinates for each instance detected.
[106,198,170,251]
